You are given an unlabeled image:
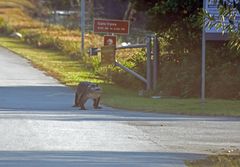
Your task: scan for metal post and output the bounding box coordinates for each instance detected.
[201,29,206,103]
[201,0,206,103]
[115,61,147,84]
[53,9,57,24]
[81,0,85,57]
[146,36,152,91]
[153,35,159,91]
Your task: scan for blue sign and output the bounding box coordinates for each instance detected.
[204,0,240,40]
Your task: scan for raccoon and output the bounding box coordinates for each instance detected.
[73,82,102,110]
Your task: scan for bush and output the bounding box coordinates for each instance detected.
[110,49,146,90]
[0,17,15,35]
[156,51,201,97]
[206,43,240,99]
[108,37,239,99]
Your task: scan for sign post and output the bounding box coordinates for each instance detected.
[81,0,85,57]
[153,35,159,91]
[146,36,152,91]
[201,0,206,103]
[101,45,116,65]
[202,0,240,102]
[93,18,129,66]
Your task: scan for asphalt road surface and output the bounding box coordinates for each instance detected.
[0,46,240,167]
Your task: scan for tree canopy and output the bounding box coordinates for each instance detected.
[129,0,239,51]
[204,0,240,51]
[42,0,79,10]
[129,0,202,31]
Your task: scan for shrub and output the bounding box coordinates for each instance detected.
[206,43,240,99]
[0,17,15,35]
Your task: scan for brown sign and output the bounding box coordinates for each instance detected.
[94,19,129,34]
[101,45,116,65]
[104,35,117,46]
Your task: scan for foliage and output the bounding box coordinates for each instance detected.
[203,0,240,51]
[186,153,240,167]
[206,42,240,99]
[0,0,103,68]
[41,0,79,10]
[130,0,202,32]
[122,0,240,99]
[111,49,146,89]
[0,18,14,34]
[103,33,236,99]
[204,0,240,32]
[1,36,240,116]
[0,0,34,10]
[0,37,102,85]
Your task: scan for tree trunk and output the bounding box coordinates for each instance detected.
[123,2,133,20]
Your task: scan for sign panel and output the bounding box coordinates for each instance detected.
[94,19,129,34]
[204,0,240,40]
[88,48,98,56]
[101,45,116,65]
[104,35,117,46]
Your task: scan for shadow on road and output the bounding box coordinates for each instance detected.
[0,86,75,111]
[1,86,239,123]
[0,151,204,167]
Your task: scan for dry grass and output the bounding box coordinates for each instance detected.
[0,0,102,51]
[0,0,137,61]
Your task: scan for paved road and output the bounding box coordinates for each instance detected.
[0,46,240,167]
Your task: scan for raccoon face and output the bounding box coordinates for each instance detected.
[88,83,102,94]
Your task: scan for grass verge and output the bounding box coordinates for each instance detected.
[102,83,240,116]
[185,152,240,167]
[0,36,240,116]
[0,36,102,86]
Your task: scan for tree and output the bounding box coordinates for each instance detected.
[129,0,202,31]
[204,0,240,51]
[43,0,79,10]
[126,0,204,59]
[126,0,240,99]
[204,0,240,31]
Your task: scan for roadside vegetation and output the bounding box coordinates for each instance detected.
[186,152,240,167]
[1,37,240,116]
[0,0,239,116]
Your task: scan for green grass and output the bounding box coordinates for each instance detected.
[101,84,240,116]
[185,153,240,167]
[0,36,240,116]
[0,37,102,86]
